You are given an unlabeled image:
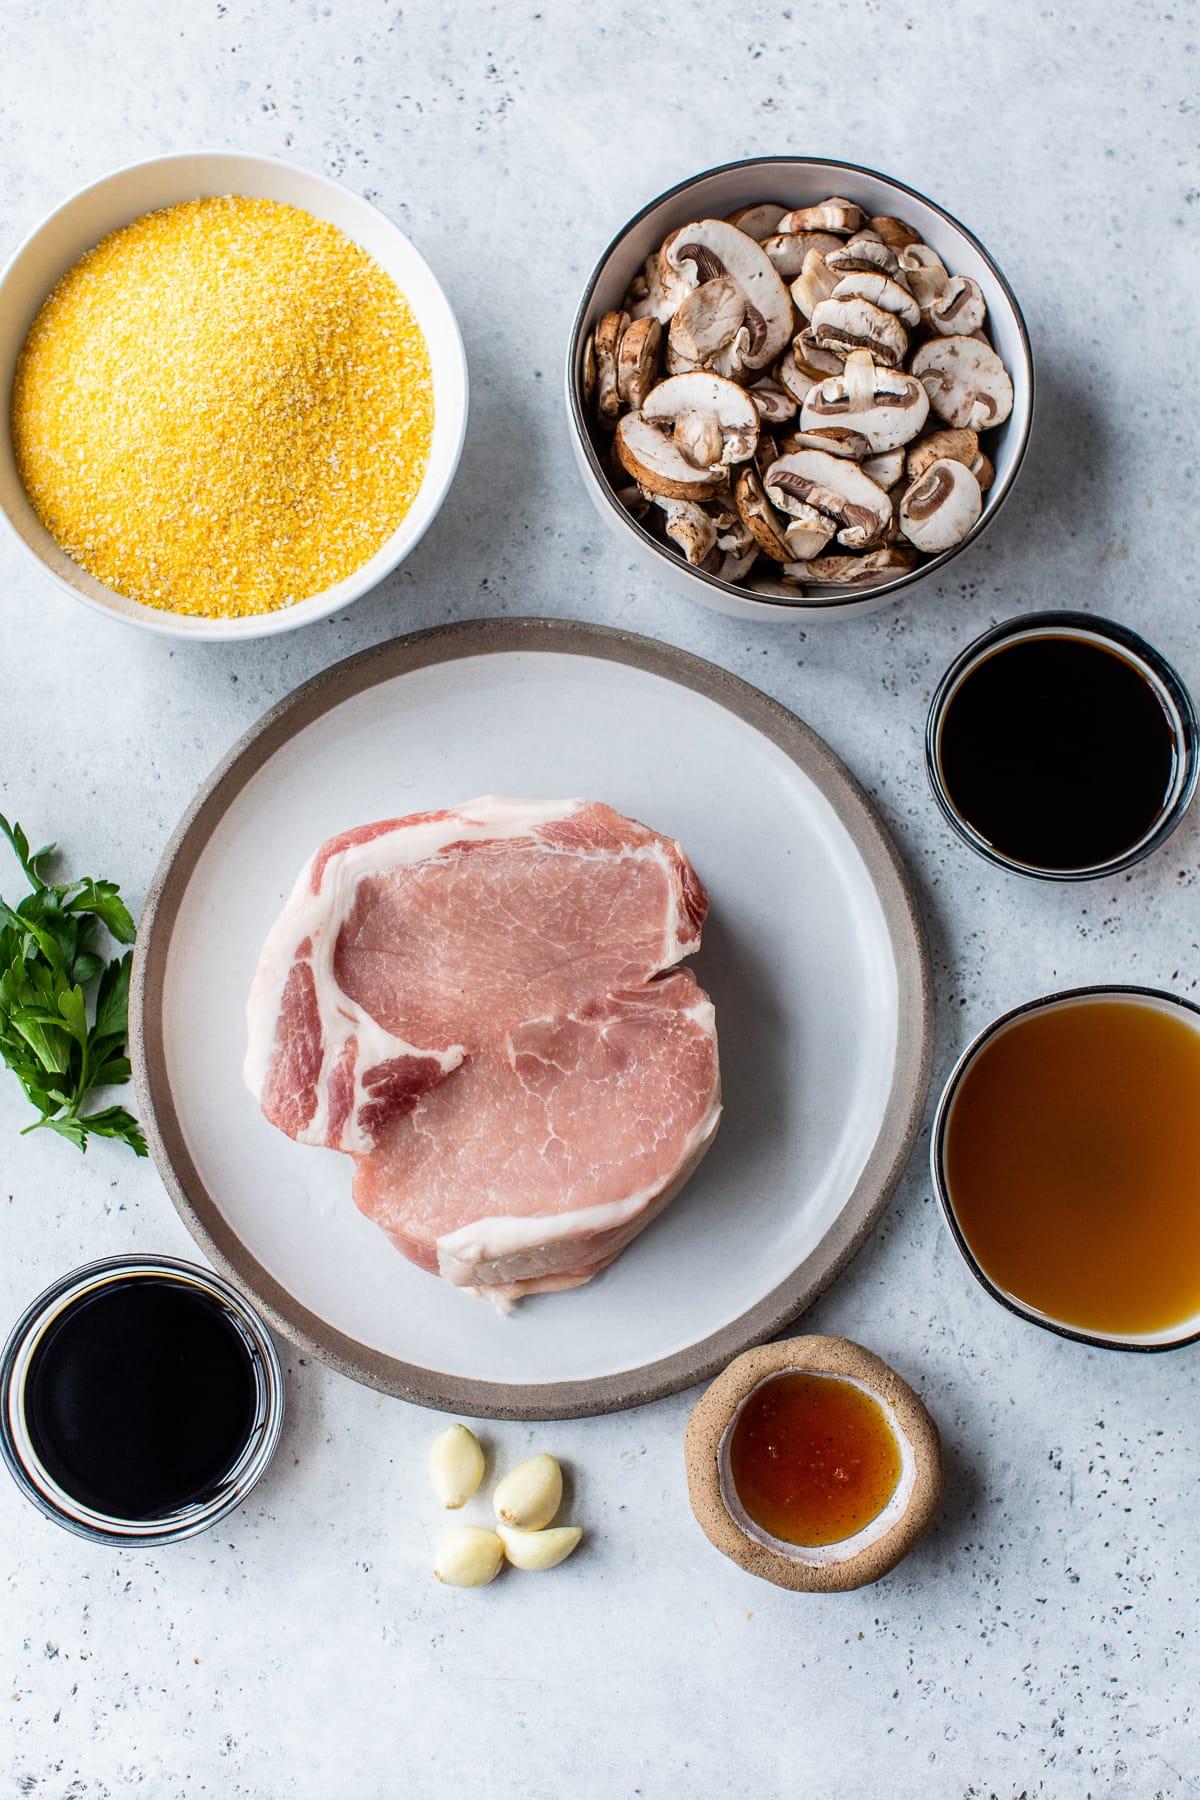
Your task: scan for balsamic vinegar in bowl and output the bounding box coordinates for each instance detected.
[927,614,1197,879]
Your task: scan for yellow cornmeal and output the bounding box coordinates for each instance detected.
[11,196,434,618]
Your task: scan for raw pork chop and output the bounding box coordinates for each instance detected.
[245,798,721,1304]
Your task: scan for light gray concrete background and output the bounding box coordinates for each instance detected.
[2,2,1198,1795]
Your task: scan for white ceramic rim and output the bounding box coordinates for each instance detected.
[0,149,469,640]
[565,154,1035,618]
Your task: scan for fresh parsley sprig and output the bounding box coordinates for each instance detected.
[0,814,146,1156]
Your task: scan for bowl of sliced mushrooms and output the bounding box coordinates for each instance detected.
[566,157,1033,620]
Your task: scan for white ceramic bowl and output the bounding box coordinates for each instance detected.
[0,151,469,639]
[566,157,1033,623]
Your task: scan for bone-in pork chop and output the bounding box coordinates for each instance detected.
[244,798,720,1304]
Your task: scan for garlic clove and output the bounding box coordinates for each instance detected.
[434,1525,504,1588]
[498,1524,583,1572]
[428,1423,485,1509]
[493,1453,563,1530]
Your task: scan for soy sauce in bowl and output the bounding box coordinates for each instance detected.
[927,614,1198,880]
[1,1257,283,1544]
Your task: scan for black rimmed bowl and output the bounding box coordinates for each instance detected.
[0,1254,284,1544]
[931,986,1200,1353]
[926,611,1199,880]
[565,155,1033,624]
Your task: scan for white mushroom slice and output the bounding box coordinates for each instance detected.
[718,547,759,583]
[826,233,901,278]
[800,349,929,452]
[734,463,795,562]
[774,346,816,404]
[790,249,840,321]
[897,243,949,317]
[663,221,794,371]
[782,427,871,460]
[725,203,787,241]
[777,198,863,236]
[972,450,995,492]
[905,425,980,482]
[792,328,844,376]
[629,248,683,325]
[862,448,905,491]
[748,378,796,424]
[641,371,760,470]
[615,316,662,410]
[760,229,843,279]
[764,448,892,549]
[615,414,725,500]
[929,275,987,337]
[785,545,918,585]
[899,458,983,551]
[594,310,628,425]
[783,507,836,560]
[830,271,920,329]
[647,495,720,566]
[668,277,745,366]
[911,335,1014,431]
[870,214,922,251]
[809,296,908,367]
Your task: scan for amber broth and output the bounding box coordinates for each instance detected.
[727,1372,901,1547]
[943,997,1200,1336]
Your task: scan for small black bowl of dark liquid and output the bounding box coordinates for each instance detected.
[1,1257,283,1544]
[927,613,1198,880]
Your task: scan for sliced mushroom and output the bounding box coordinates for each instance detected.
[800,348,929,452]
[734,463,794,562]
[809,295,908,367]
[785,545,918,585]
[829,271,920,328]
[668,277,746,366]
[663,221,794,372]
[870,215,923,251]
[718,546,759,583]
[761,229,843,279]
[777,198,864,236]
[896,243,949,318]
[594,310,628,425]
[862,448,905,491]
[783,507,837,560]
[764,448,892,549]
[615,413,726,499]
[582,334,597,409]
[825,232,901,278]
[748,378,797,425]
[616,316,662,410]
[642,371,760,468]
[790,249,840,320]
[928,275,987,337]
[644,494,720,566]
[911,335,1014,430]
[905,425,979,482]
[971,450,995,492]
[899,458,983,551]
[781,426,872,460]
[725,203,787,241]
[792,328,845,376]
[775,346,816,404]
[626,249,689,325]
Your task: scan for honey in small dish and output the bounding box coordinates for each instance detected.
[726,1371,901,1547]
[942,995,1200,1338]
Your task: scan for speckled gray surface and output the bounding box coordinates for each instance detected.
[2,3,1198,1796]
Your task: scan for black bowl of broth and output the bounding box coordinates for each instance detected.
[932,987,1200,1351]
[926,613,1198,879]
[1,1256,284,1544]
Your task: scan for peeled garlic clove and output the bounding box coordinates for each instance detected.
[434,1526,504,1589]
[493,1453,563,1530]
[498,1523,583,1572]
[429,1423,485,1509]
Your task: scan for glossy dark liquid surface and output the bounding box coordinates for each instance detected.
[25,1277,258,1519]
[937,635,1178,871]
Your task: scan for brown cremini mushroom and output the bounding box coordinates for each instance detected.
[662,220,794,374]
[765,447,893,549]
[911,335,1014,431]
[898,457,983,551]
[800,348,929,452]
[776,197,864,236]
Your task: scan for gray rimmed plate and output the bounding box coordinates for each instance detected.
[131,619,932,1419]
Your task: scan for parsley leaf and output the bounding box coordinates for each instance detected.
[0,815,147,1157]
